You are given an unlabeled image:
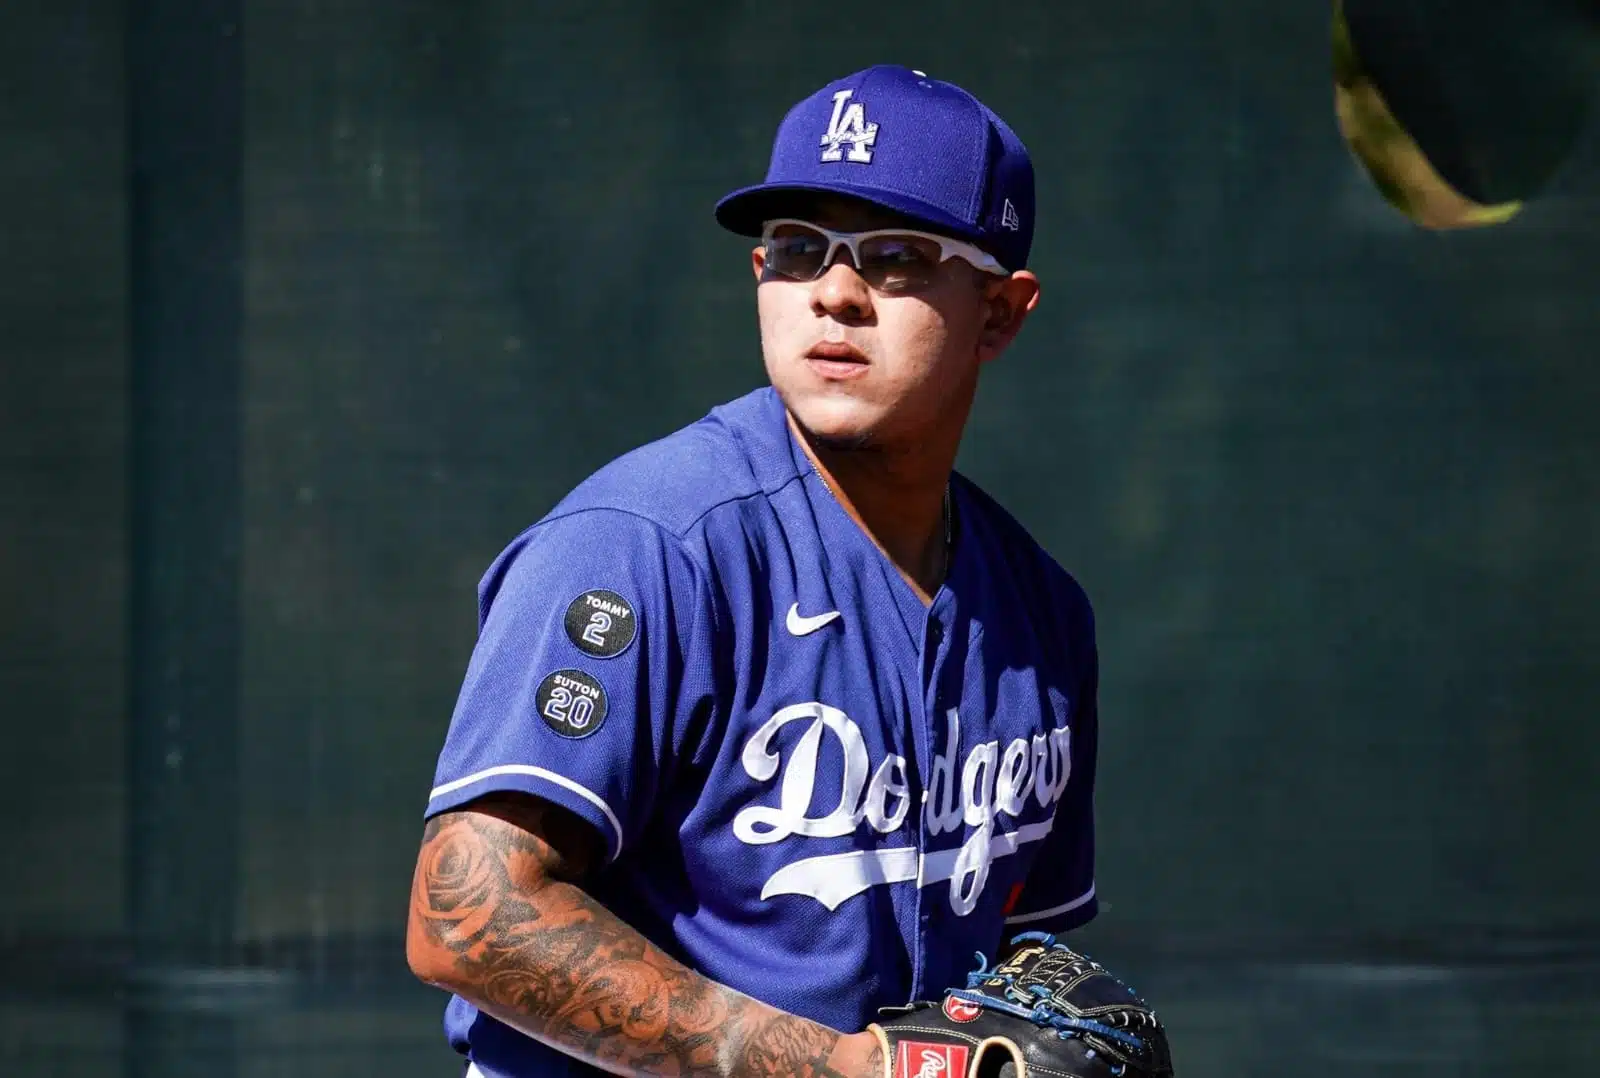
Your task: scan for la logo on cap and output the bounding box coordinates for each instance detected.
[820,89,877,164]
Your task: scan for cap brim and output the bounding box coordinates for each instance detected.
[714,180,984,245]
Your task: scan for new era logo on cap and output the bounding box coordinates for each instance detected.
[714,65,1035,272]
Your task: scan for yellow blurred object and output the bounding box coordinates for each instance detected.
[1331,0,1525,229]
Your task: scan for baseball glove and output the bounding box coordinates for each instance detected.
[867,932,1174,1078]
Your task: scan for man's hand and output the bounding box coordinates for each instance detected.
[405,792,882,1078]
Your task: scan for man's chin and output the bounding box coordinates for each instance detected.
[807,427,874,452]
[782,397,880,453]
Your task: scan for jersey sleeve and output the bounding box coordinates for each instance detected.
[1005,635,1100,935]
[423,508,719,861]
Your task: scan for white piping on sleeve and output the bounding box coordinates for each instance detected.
[428,764,624,857]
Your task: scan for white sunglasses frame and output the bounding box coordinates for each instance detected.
[759,218,1009,283]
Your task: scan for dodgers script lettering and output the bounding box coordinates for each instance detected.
[733,704,1071,915]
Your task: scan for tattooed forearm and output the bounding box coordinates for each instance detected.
[406,799,879,1078]
[737,1011,862,1078]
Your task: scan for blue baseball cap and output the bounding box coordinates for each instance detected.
[715,65,1036,272]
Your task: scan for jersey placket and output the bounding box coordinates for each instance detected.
[908,585,961,999]
[793,459,967,1001]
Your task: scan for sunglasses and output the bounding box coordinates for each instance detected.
[759,219,1007,293]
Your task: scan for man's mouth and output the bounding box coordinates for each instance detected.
[805,341,870,378]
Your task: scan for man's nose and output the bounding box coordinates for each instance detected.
[810,258,873,320]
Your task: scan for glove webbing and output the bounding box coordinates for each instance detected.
[945,931,1151,1059]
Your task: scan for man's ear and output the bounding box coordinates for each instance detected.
[751,245,766,281]
[977,271,1041,365]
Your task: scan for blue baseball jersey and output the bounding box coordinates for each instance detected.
[424,386,1100,1078]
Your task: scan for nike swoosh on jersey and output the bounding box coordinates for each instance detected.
[786,603,842,636]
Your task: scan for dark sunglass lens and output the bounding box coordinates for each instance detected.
[765,224,829,280]
[858,234,942,291]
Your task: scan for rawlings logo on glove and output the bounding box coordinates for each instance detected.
[867,932,1175,1078]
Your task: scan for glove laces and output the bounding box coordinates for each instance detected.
[945,930,1147,1067]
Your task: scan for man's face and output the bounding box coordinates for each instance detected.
[751,196,1038,451]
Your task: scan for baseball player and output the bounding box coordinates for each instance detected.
[406,65,1105,1078]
